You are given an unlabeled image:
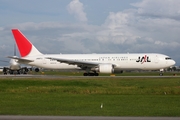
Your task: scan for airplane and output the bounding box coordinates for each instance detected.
[2,58,29,75]
[1,44,29,75]
[8,29,176,76]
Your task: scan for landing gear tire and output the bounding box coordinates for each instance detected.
[159,73,163,76]
[94,73,99,76]
[83,73,99,76]
[159,69,164,76]
[83,73,88,76]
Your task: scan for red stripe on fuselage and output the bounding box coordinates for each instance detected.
[12,29,32,57]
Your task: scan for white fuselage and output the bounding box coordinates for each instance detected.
[19,53,175,71]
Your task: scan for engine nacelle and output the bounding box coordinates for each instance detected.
[98,64,114,73]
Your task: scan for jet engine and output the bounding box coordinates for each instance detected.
[97,64,114,73]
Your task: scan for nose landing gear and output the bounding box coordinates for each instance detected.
[159,69,164,76]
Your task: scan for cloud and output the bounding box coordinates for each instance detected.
[3,0,180,55]
[132,0,180,19]
[99,0,180,49]
[67,0,87,22]
[100,11,139,44]
[1,0,180,65]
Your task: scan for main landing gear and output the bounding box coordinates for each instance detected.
[3,68,7,75]
[83,72,99,76]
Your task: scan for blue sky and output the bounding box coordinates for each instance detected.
[0,0,180,65]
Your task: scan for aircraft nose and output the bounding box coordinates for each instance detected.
[172,60,176,65]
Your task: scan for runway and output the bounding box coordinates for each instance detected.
[0,74,179,79]
[0,116,180,120]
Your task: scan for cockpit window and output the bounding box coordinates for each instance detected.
[165,57,172,60]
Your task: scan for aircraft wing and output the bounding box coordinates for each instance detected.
[7,56,34,62]
[46,57,109,69]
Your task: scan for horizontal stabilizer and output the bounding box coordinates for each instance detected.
[7,56,34,62]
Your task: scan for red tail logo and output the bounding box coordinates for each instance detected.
[12,29,32,57]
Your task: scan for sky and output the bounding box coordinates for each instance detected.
[0,0,180,66]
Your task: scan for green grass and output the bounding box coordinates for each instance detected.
[0,77,180,116]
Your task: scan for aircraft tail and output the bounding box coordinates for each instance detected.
[11,29,43,57]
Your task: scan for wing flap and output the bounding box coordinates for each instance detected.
[46,57,99,68]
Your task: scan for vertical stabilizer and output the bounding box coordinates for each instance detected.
[12,29,43,57]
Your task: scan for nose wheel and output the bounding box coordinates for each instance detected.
[159,73,163,76]
[159,69,164,76]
